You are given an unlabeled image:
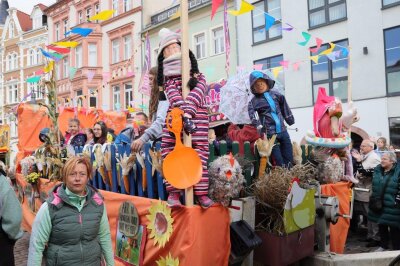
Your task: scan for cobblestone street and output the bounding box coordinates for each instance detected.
[14,232,30,266]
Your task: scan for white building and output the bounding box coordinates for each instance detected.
[236,0,400,147]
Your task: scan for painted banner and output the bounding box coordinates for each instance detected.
[0,124,10,153]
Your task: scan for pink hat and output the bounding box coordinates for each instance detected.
[158,28,181,57]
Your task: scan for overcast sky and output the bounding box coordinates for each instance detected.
[8,0,56,14]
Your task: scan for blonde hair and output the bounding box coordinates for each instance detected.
[62,156,92,182]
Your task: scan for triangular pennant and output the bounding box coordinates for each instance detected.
[53,41,79,48]
[292,62,300,71]
[282,23,294,31]
[297,32,311,46]
[47,45,70,54]
[48,52,64,60]
[40,48,59,61]
[211,0,224,19]
[279,60,289,69]
[272,66,283,78]
[309,37,324,53]
[86,70,95,82]
[89,10,115,21]
[264,13,276,31]
[228,0,254,16]
[35,69,45,75]
[126,71,134,77]
[44,61,54,73]
[27,76,41,83]
[65,27,93,37]
[69,67,78,80]
[341,47,349,57]
[310,55,319,64]
[253,64,263,70]
[319,42,336,55]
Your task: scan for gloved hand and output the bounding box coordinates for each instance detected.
[183,116,196,134]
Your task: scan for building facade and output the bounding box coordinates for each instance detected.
[236,0,400,146]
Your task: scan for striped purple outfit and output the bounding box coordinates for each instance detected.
[161,73,209,195]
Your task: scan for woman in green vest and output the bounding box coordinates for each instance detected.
[368,151,400,251]
[27,156,114,266]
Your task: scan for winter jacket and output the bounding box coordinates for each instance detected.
[368,163,400,228]
[248,90,294,135]
[0,174,23,241]
[227,124,259,155]
[140,96,169,144]
[64,132,87,148]
[28,184,114,266]
[354,151,381,202]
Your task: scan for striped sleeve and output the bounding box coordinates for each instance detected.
[182,75,207,118]
[164,79,184,108]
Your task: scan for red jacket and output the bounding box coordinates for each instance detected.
[227,124,259,155]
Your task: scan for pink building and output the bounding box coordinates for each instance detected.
[44,0,142,112]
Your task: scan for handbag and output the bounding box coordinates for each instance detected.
[369,174,391,213]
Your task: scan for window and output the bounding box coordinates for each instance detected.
[33,12,42,29]
[63,57,69,78]
[6,55,11,71]
[8,84,18,103]
[113,0,119,16]
[36,49,42,64]
[254,54,285,86]
[194,32,206,59]
[76,89,83,107]
[124,0,131,12]
[308,0,346,28]
[124,35,132,60]
[88,43,97,66]
[75,45,82,68]
[63,19,69,36]
[86,8,92,20]
[28,49,35,66]
[384,26,400,95]
[9,22,14,38]
[89,88,97,108]
[383,0,400,7]
[78,11,83,23]
[389,117,400,147]
[251,0,282,44]
[112,39,120,64]
[311,39,348,102]
[28,83,43,100]
[124,83,133,109]
[55,23,60,41]
[113,85,121,110]
[95,3,100,14]
[12,54,18,69]
[211,26,225,55]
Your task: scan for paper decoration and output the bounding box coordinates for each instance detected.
[211,0,223,19]
[341,47,349,57]
[253,64,263,70]
[326,50,341,61]
[264,13,276,31]
[53,41,79,48]
[282,23,294,31]
[126,71,134,77]
[309,37,323,53]
[27,76,41,83]
[40,48,60,61]
[146,201,174,248]
[297,31,311,46]
[35,69,44,75]
[47,45,70,54]
[228,0,254,16]
[279,60,289,69]
[69,67,78,80]
[89,10,115,21]
[156,253,180,266]
[44,61,54,73]
[319,42,336,55]
[48,52,63,60]
[86,70,95,82]
[272,66,283,78]
[310,55,319,64]
[292,62,300,71]
[65,27,93,37]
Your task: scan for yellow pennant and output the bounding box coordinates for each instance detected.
[43,61,54,73]
[228,0,254,16]
[310,55,319,64]
[170,8,181,20]
[89,10,115,21]
[53,41,79,48]
[319,42,336,55]
[272,66,283,78]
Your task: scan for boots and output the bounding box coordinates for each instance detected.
[196,195,214,209]
[167,192,182,208]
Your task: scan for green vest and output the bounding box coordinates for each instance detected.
[45,184,104,266]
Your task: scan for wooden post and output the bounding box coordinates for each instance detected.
[180,0,194,206]
[347,48,352,137]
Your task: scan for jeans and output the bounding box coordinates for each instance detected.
[268,130,293,167]
[379,224,400,250]
[0,228,16,266]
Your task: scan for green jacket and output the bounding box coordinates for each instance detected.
[368,163,400,228]
[28,184,114,266]
[0,174,23,240]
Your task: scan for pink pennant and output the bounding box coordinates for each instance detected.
[279,60,289,69]
[309,37,324,53]
[35,69,45,75]
[126,71,135,77]
[253,64,263,70]
[86,70,95,82]
[292,62,300,71]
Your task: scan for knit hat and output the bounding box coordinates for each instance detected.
[158,28,181,57]
[249,71,275,94]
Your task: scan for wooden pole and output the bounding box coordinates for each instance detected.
[346,48,352,137]
[180,0,194,206]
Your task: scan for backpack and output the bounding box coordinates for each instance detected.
[114,127,135,145]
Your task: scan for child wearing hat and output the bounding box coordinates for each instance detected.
[157,28,213,208]
[248,70,295,167]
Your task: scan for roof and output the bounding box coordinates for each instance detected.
[16,10,32,31]
[36,3,48,12]
[0,0,9,25]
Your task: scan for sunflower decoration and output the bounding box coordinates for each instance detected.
[156,252,180,266]
[146,201,174,248]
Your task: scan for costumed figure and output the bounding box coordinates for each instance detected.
[157,28,213,208]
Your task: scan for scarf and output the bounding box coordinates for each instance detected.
[163,52,182,77]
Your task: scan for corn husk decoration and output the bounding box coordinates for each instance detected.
[93,144,107,185]
[34,149,46,177]
[136,152,147,191]
[292,141,303,165]
[103,146,113,188]
[149,149,163,176]
[82,144,91,160]
[255,134,276,178]
[47,157,63,181]
[117,153,136,194]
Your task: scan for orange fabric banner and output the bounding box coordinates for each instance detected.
[16,174,230,265]
[321,182,352,253]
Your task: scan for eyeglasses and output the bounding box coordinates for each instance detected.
[69,172,87,178]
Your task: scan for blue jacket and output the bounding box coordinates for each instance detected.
[248,90,294,135]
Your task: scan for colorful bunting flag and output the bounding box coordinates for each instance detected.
[279,60,289,69]
[65,27,93,37]
[86,70,95,82]
[40,48,60,61]
[319,42,336,55]
[282,23,294,31]
[228,0,254,16]
[35,69,44,75]
[253,64,263,70]
[47,45,70,54]
[341,47,349,57]
[27,76,41,83]
[44,61,54,73]
[310,55,319,64]
[264,13,276,31]
[53,41,79,48]
[126,71,134,77]
[292,62,300,71]
[89,10,115,21]
[309,37,323,53]
[297,32,311,46]
[211,0,224,19]
[69,67,78,80]
[326,50,341,61]
[272,66,283,78]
